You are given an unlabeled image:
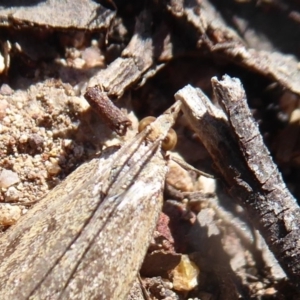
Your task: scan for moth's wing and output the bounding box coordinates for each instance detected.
[0,101,180,299]
[32,146,166,300]
[0,155,109,299]
[0,138,167,300]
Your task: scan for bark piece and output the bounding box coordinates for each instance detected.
[175,77,300,291]
[224,48,300,96]
[87,10,155,98]
[0,0,115,30]
[169,0,300,96]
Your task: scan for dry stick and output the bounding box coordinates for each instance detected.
[175,77,300,290]
[0,102,181,300]
[84,86,132,136]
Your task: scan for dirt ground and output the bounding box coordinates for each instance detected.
[0,0,300,299]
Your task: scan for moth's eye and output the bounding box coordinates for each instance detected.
[138,116,156,132]
[162,128,177,151]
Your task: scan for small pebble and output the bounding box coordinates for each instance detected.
[29,134,44,151]
[0,203,22,226]
[166,159,194,192]
[172,255,199,291]
[82,46,104,68]
[5,186,22,202]
[19,134,28,143]
[0,99,8,119]
[0,169,20,188]
[0,84,13,95]
[46,158,61,175]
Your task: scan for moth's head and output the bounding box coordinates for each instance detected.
[138,116,177,151]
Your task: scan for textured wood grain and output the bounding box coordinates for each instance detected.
[87,10,154,98]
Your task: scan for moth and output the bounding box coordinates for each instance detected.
[0,101,181,300]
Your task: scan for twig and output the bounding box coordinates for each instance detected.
[175,76,300,290]
[84,85,132,136]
